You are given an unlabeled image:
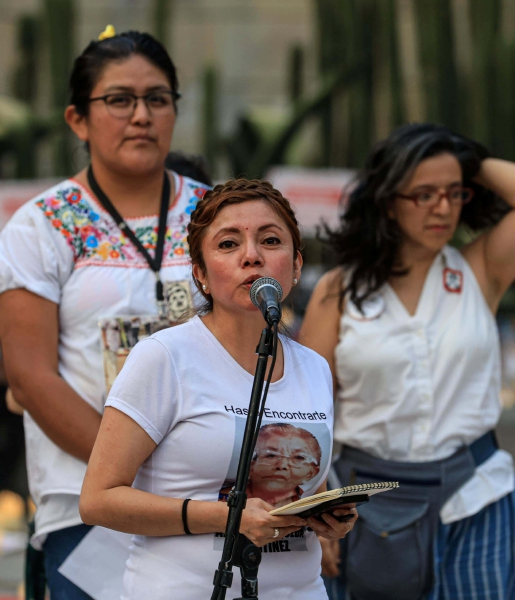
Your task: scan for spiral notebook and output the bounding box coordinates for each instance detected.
[269,481,399,518]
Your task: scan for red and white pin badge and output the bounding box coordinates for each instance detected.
[443,268,463,293]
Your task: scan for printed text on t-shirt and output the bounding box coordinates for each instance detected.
[224,405,327,420]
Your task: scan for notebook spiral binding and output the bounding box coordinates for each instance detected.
[341,481,399,494]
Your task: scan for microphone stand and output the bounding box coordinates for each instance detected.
[211,323,277,600]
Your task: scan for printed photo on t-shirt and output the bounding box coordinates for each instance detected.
[99,280,194,395]
[214,418,331,553]
[163,280,193,321]
[100,314,170,395]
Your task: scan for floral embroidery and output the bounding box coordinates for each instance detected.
[35,178,209,268]
[66,190,81,204]
[185,182,206,215]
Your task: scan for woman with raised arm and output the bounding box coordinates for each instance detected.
[300,123,515,600]
[79,179,357,599]
[0,28,210,599]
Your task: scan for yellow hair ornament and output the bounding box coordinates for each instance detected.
[98,25,116,41]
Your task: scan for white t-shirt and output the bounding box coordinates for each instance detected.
[106,316,333,600]
[0,173,209,547]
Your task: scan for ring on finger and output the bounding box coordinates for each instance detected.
[273,527,280,539]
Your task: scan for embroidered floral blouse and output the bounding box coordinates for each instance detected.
[0,171,209,546]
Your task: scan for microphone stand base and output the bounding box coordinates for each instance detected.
[233,534,261,599]
[212,535,261,599]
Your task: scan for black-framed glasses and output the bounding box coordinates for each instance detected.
[87,90,180,119]
[396,185,474,208]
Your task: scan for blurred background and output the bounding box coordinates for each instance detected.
[1,0,515,596]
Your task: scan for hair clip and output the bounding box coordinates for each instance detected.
[98,25,116,41]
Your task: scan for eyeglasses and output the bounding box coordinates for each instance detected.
[252,449,319,468]
[87,90,180,119]
[396,185,474,208]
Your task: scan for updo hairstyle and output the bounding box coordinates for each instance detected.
[69,30,180,115]
[187,178,302,311]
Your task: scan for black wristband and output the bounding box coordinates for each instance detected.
[182,498,192,535]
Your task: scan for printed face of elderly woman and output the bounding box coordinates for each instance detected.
[249,424,321,507]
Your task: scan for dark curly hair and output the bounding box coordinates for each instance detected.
[69,30,180,115]
[187,178,302,312]
[323,123,510,312]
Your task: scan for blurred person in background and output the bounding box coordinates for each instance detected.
[0,27,209,600]
[301,123,515,600]
[165,151,212,187]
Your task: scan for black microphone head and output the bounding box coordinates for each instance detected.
[250,277,284,325]
[250,277,283,310]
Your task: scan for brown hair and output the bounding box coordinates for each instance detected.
[187,178,302,310]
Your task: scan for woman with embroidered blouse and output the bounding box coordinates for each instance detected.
[0,29,209,600]
[301,123,515,600]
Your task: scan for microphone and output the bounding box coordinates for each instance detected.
[250,277,283,325]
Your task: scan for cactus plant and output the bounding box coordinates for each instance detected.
[153,0,174,48]
[44,0,76,176]
[12,15,39,106]
[6,0,515,179]
[288,45,305,106]
[201,65,219,177]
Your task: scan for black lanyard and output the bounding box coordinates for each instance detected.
[87,165,170,305]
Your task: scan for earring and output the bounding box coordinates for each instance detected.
[202,284,207,291]
[293,278,298,285]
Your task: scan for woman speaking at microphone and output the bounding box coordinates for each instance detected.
[80,178,357,599]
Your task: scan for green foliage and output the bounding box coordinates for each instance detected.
[211,0,515,178]
[44,0,75,110]
[153,0,174,48]
[0,14,43,178]
[44,0,76,176]
[288,46,304,105]
[415,0,458,126]
[1,1,77,178]
[0,107,54,179]
[6,0,515,180]
[202,66,219,177]
[222,65,367,178]
[12,15,39,105]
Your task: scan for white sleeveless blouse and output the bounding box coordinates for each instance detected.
[334,245,514,523]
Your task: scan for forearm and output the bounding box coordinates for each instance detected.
[475,158,515,207]
[0,289,101,462]
[80,487,228,536]
[10,371,101,463]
